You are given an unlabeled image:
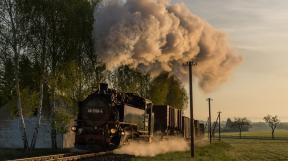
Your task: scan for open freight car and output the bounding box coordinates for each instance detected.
[153,105,205,138]
[182,116,205,139]
[153,105,183,135]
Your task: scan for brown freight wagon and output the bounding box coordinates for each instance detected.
[153,105,183,135]
[153,105,205,138]
[182,116,205,139]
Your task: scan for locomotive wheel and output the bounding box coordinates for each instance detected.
[111,135,121,147]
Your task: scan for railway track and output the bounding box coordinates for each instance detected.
[8,151,113,161]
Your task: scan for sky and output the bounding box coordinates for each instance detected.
[174,0,288,122]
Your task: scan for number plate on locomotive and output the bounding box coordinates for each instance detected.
[88,108,104,114]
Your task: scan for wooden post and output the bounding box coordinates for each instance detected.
[188,61,196,157]
[207,98,213,144]
[218,112,221,141]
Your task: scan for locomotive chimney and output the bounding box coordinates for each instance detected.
[99,83,108,94]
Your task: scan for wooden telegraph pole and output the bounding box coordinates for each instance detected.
[187,61,197,158]
[218,111,221,141]
[207,98,213,144]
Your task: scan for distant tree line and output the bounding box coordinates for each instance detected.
[251,121,287,131]
[0,0,187,150]
[220,115,282,139]
[222,118,251,134]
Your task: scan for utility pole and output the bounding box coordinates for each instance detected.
[218,112,221,141]
[207,98,213,144]
[186,61,197,158]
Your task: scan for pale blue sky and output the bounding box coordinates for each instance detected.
[175,0,288,121]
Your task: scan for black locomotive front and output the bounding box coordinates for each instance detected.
[73,83,124,149]
[72,83,153,150]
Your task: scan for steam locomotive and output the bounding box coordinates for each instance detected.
[72,83,204,150]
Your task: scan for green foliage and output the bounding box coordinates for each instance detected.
[233,117,251,128]
[223,118,238,132]
[53,107,74,134]
[110,65,151,98]
[150,72,188,109]
[149,73,170,104]
[166,76,188,109]
[51,61,85,102]
[0,58,15,106]
[8,88,39,117]
[0,0,103,150]
[231,117,252,138]
[223,118,251,133]
[19,55,40,90]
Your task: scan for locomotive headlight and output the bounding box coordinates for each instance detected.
[110,128,117,134]
[71,126,77,132]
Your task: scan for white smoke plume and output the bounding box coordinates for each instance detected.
[94,0,242,92]
[113,137,189,157]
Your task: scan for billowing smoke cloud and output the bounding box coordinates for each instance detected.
[114,137,189,157]
[94,0,242,92]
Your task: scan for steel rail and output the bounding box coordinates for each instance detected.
[8,151,113,161]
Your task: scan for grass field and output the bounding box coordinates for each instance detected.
[134,139,288,161]
[221,130,288,138]
[1,131,288,161]
[134,131,288,161]
[133,142,234,161]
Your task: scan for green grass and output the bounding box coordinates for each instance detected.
[225,139,288,161]
[133,139,288,161]
[133,142,235,161]
[221,130,288,138]
[133,131,288,161]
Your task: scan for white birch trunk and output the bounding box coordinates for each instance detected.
[30,82,44,149]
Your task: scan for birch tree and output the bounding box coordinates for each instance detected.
[27,1,48,150]
[0,0,29,150]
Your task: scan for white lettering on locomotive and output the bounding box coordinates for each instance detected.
[87,108,104,114]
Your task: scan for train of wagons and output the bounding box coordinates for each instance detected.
[71,83,205,150]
